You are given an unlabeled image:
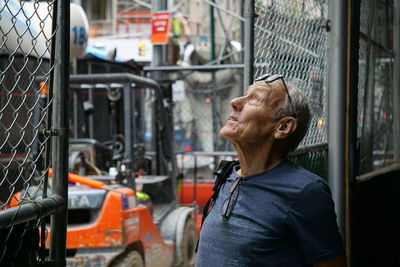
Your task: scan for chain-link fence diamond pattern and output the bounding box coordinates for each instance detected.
[0,0,56,265]
[254,0,328,176]
[358,0,394,173]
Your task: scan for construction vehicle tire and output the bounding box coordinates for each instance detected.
[179,219,197,267]
[110,251,144,267]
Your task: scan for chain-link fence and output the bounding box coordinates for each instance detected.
[0,0,67,265]
[161,0,330,190]
[358,0,394,174]
[254,0,329,176]
[151,67,243,217]
[170,68,243,153]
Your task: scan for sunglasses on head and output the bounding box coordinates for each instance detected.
[255,74,297,118]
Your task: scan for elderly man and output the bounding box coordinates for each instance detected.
[196,75,346,267]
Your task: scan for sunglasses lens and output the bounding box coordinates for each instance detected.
[221,196,231,218]
[221,176,242,219]
[265,74,282,83]
[229,178,240,193]
[255,73,270,82]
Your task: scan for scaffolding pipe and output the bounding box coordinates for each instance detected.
[240,0,245,64]
[393,1,400,159]
[327,0,347,235]
[209,0,219,151]
[210,1,216,62]
[144,63,244,71]
[201,0,245,21]
[243,0,254,93]
[123,82,135,189]
[49,0,70,265]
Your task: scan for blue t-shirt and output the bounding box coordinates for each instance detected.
[196,159,345,267]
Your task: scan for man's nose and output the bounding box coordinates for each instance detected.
[230,96,244,111]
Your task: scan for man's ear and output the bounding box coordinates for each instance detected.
[274,117,297,139]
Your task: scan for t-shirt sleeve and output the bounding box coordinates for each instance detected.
[286,179,346,264]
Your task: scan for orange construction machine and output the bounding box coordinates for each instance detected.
[37,73,196,267]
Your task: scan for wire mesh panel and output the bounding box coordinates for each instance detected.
[254,0,329,175]
[0,0,58,265]
[358,0,394,174]
[170,68,243,154]
[163,68,244,208]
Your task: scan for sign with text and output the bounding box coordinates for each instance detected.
[151,11,170,44]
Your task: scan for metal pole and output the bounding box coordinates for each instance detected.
[347,0,361,263]
[73,91,78,138]
[123,83,136,189]
[393,1,400,159]
[210,1,216,62]
[240,0,245,65]
[49,0,70,265]
[327,0,347,235]
[210,1,218,151]
[111,0,118,36]
[144,63,244,71]
[243,0,254,93]
[152,0,166,175]
[193,155,198,208]
[123,83,133,167]
[88,63,94,139]
[201,0,245,21]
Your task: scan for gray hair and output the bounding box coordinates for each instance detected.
[272,82,311,151]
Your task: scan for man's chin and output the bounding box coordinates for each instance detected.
[220,127,235,139]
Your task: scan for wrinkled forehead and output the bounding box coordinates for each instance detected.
[246,80,287,99]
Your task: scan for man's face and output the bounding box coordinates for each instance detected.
[220,81,286,144]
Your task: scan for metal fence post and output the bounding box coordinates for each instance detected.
[393,1,400,160]
[209,0,218,151]
[347,0,361,263]
[49,0,70,265]
[327,0,348,235]
[243,0,254,93]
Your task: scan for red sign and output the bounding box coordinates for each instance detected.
[151,11,170,44]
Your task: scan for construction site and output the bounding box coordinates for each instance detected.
[1,0,400,266]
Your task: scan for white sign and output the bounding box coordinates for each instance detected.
[172,80,185,102]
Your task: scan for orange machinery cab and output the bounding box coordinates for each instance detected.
[44,184,173,267]
[45,173,196,267]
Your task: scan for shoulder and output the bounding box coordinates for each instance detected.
[270,160,335,211]
[241,160,331,208]
[281,161,335,212]
[272,159,329,193]
[286,160,325,183]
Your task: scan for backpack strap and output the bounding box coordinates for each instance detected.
[195,160,239,252]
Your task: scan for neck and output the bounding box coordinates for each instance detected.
[233,141,285,177]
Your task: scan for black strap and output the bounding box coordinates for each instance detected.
[195,160,239,252]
